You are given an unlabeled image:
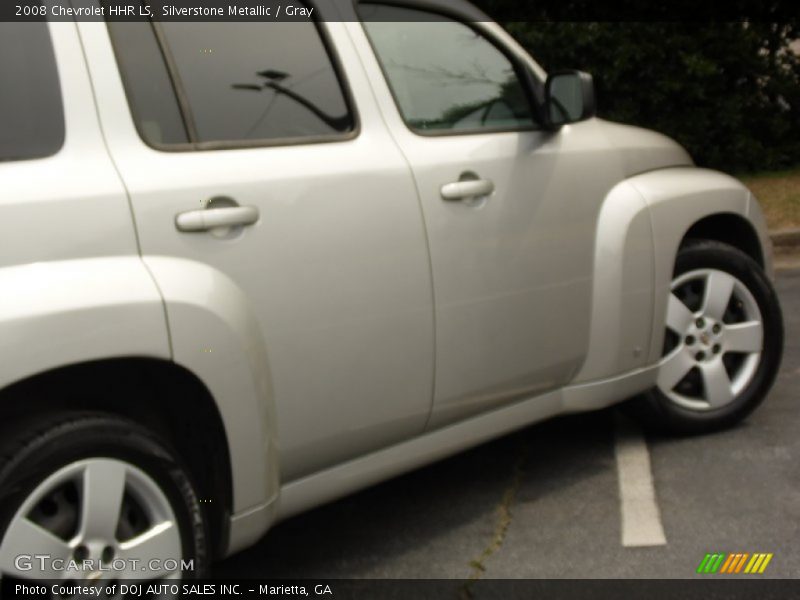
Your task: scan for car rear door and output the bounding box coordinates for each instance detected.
[78,10,435,481]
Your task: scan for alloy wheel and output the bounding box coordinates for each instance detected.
[0,458,182,581]
[657,268,764,411]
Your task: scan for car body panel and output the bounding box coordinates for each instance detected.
[572,180,656,383]
[626,168,757,364]
[77,18,436,493]
[274,360,661,522]
[0,257,170,388]
[0,23,169,392]
[346,12,694,424]
[599,120,693,178]
[142,256,280,516]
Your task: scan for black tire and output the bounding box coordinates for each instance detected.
[0,413,209,580]
[626,239,783,435]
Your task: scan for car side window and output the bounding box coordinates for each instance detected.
[0,23,65,162]
[108,17,354,148]
[107,22,190,145]
[360,4,535,134]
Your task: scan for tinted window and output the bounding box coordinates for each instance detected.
[107,22,189,145]
[361,4,534,133]
[0,23,65,161]
[160,21,353,143]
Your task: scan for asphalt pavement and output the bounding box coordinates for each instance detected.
[215,267,800,580]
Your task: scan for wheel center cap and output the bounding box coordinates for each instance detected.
[700,332,711,345]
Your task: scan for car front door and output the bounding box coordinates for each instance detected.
[352,4,605,426]
[78,13,435,481]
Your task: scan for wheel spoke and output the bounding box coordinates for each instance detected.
[118,521,182,578]
[0,517,71,578]
[666,293,695,333]
[702,271,736,321]
[658,348,694,391]
[725,320,763,353]
[79,460,127,541]
[700,360,734,407]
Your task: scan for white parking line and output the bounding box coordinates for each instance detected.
[614,413,667,547]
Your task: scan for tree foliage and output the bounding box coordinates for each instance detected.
[473,5,800,172]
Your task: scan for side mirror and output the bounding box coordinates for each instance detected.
[544,70,596,129]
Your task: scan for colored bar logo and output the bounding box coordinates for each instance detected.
[697,552,773,574]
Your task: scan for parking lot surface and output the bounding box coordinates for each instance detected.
[216,268,800,580]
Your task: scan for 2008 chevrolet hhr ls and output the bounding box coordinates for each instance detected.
[0,0,784,580]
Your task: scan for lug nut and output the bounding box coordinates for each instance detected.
[73,545,89,561]
[695,351,706,361]
[712,344,721,354]
[696,318,706,328]
[712,324,722,334]
[685,335,696,346]
[101,546,115,563]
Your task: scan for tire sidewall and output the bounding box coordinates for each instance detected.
[651,241,783,431]
[0,415,208,579]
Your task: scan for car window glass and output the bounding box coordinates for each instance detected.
[159,21,353,143]
[360,4,534,133]
[0,23,65,161]
[107,21,189,145]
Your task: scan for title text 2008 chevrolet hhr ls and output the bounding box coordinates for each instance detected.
[0,0,783,579]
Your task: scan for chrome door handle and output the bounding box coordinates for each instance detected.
[175,206,259,232]
[440,178,494,201]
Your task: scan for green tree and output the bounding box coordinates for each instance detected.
[473,4,800,172]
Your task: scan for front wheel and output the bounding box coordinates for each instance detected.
[628,240,783,434]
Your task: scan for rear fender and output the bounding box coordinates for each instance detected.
[0,257,170,386]
[143,257,279,530]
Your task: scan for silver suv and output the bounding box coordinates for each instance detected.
[0,0,783,580]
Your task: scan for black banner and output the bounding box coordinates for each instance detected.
[3,579,800,600]
[2,0,800,22]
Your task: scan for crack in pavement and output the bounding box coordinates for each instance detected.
[460,441,527,598]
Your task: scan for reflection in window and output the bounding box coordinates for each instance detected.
[157,21,353,143]
[361,4,534,132]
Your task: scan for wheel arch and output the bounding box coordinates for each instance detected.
[575,167,773,385]
[142,256,280,555]
[0,255,281,557]
[627,167,773,367]
[573,179,656,383]
[681,213,765,269]
[0,357,232,561]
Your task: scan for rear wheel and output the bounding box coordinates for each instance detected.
[629,240,783,434]
[0,413,208,582]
